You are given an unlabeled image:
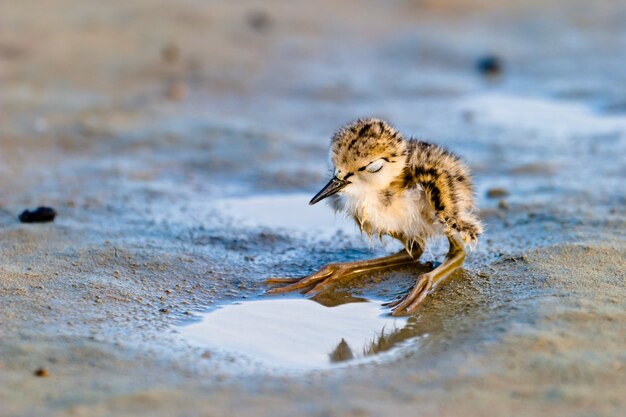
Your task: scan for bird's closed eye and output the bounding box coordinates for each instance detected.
[366,159,384,173]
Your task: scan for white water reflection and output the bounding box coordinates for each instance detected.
[180,298,417,371]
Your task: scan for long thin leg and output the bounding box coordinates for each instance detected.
[390,234,466,316]
[266,246,424,295]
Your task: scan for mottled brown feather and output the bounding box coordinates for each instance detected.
[329,118,483,247]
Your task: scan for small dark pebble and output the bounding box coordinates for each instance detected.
[486,187,509,198]
[161,43,181,64]
[498,199,509,210]
[247,10,272,31]
[159,308,169,313]
[476,55,502,76]
[34,367,49,377]
[0,43,27,60]
[166,81,187,101]
[19,207,57,223]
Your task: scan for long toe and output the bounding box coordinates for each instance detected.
[266,282,310,294]
[400,287,431,314]
[304,270,349,296]
[382,297,403,308]
[266,277,301,284]
[265,269,334,294]
[390,275,431,315]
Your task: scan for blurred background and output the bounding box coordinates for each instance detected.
[2,0,624,209]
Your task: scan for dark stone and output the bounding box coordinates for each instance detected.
[19,207,57,223]
[476,55,503,76]
[246,10,272,32]
[161,43,180,64]
[486,187,510,198]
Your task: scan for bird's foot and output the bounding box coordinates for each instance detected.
[266,264,356,296]
[384,273,434,316]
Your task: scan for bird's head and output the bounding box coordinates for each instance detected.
[310,118,407,205]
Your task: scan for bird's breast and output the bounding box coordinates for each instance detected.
[341,186,440,241]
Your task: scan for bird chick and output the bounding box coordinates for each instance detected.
[268,118,483,315]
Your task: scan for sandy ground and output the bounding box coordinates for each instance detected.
[1,0,625,416]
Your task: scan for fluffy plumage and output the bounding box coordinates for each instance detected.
[329,118,483,251]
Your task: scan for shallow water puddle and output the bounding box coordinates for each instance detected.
[212,193,356,237]
[460,93,626,137]
[179,298,418,371]
[155,192,358,240]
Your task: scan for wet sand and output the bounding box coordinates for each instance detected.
[1,0,625,416]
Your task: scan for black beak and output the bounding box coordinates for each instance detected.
[309,177,348,205]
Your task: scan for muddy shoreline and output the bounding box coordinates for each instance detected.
[1,0,625,416]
